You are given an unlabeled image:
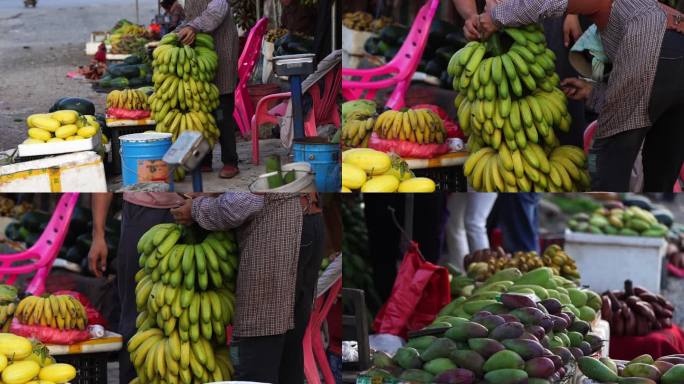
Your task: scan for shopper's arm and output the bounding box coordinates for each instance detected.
[186,0,230,33]
[489,0,568,29]
[88,193,113,278]
[452,0,479,20]
[191,193,265,231]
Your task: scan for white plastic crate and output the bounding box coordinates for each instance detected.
[18,130,102,158]
[564,229,667,293]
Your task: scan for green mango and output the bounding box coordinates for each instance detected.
[556,332,571,348]
[567,331,584,348]
[423,357,458,376]
[399,369,434,383]
[578,356,620,382]
[578,306,597,322]
[485,268,523,284]
[629,218,651,232]
[546,289,560,300]
[444,321,489,342]
[426,321,453,330]
[463,300,499,315]
[468,338,506,358]
[599,357,618,374]
[661,364,684,384]
[620,227,639,236]
[483,350,524,372]
[372,351,396,369]
[393,347,422,369]
[515,267,553,286]
[438,298,466,316]
[510,284,549,300]
[450,349,485,376]
[603,225,619,235]
[629,354,655,365]
[584,290,603,311]
[480,302,508,315]
[541,278,558,290]
[421,338,458,361]
[567,288,588,307]
[564,304,581,318]
[623,363,661,381]
[406,335,437,351]
[476,280,515,293]
[438,316,471,328]
[483,368,528,384]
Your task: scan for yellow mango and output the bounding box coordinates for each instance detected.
[342,163,367,190]
[30,116,60,132]
[342,149,391,175]
[65,136,85,141]
[361,175,400,193]
[0,334,33,360]
[27,128,52,142]
[50,110,79,125]
[398,177,437,193]
[26,114,52,129]
[55,125,77,139]
[77,125,97,138]
[2,361,40,384]
[38,363,76,383]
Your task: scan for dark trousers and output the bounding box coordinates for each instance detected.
[117,203,174,384]
[203,92,239,167]
[588,31,684,191]
[496,193,540,254]
[232,214,325,383]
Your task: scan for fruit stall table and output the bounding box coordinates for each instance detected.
[46,331,123,384]
[404,151,468,192]
[105,117,156,174]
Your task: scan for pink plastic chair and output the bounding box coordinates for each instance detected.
[303,277,342,384]
[233,17,269,136]
[0,193,80,295]
[583,121,683,191]
[341,0,439,110]
[251,50,342,165]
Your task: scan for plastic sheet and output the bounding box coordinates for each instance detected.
[368,134,450,159]
[106,108,150,120]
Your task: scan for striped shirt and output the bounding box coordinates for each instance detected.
[192,193,304,337]
[181,0,240,95]
[491,0,667,139]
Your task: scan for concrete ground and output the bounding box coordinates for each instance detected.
[0,0,289,192]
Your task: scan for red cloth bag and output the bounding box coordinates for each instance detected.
[610,325,684,360]
[372,241,451,339]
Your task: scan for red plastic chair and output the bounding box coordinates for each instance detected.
[341,0,439,110]
[583,121,683,191]
[303,277,342,384]
[233,17,269,136]
[0,193,80,295]
[250,50,342,165]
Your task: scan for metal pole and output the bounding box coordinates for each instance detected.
[331,0,337,50]
[135,0,140,25]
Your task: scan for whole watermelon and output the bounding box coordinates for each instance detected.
[49,97,95,115]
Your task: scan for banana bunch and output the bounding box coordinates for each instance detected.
[451,24,589,191]
[151,33,220,146]
[15,294,87,330]
[0,284,17,332]
[265,28,288,43]
[127,328,235,384]
[373,109,446,144]
[342,11,374,32]
[129,223,238,383]
[542,244,580,280]
[106,89,149,111]
[342,109,376,148]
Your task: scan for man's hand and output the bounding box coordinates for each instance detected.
[465,12,499,42]
[561,77,593,101]
[170,199,194,225]
[88,235,108,278]
[178,26,197,45]
[563,14,582,47]
[464,14,481,41]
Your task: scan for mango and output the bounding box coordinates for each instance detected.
[425,321,452,330]
[361,175,399,192]
[28,128,52,141]
[440,316,471,328]
[502,338,544,360]
[407,336,437,351]
[483,350,524,372]
[476,280,514,293]
[424,357,458,376]
[421,338,458,361]
[483,368,528,384]
[468,338,505,358]
[372,351,396,369]
[475,314,506,332]
[393,347,422,369]
[539,298,562,314]
[599,357,618,374]
[568,319,590,335]
[501,293,536,310]
[47,137,64,143]
[343,149,391,175]
[584,333,603,353]
[30,116,60,131]
[556,332,571,348]
[515,267,553,286]
[55,124,78,139]
[525,325,546,340]
[485,268,522,284]
[662,364,684,384]
[524,356,555,378]
[450,350,485,376]
[399,369,434,383]
[578,356,620,382]
[398,177,436,193]
[630,354,655,365]
[77,125,98,138]
[578,306,596,322]
[342,162,367,190]
[551,347,573,366]
[489,321,524,340]
[623,363,661,381]
[445,321,488,342]
[509,307,545,326]
[463,300,499,315]
[584,290,602,311]
[481,302,508,315]
[433,368,476,384]
[510,284,549,300]
[65,135,85,141]
[654,360,673,375]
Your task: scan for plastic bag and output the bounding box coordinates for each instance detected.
[412,104,464,139]
[368,134,450,159]
[53,290,108,328]
[10,319,90,345]
[106,107,150,120]
[372,241,451,339]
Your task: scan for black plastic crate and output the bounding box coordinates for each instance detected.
[110,124,154,175]
[54,352,108,384]
[412,165,467,192]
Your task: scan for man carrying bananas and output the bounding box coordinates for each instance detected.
[170,192,324,383]
[176,0,241,179]
[469,0,684,191]
[453,0,588,148]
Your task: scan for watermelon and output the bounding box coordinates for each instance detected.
[51,98,95,116]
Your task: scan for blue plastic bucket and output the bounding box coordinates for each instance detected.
[292,138,340,192]
[120,132,173,186]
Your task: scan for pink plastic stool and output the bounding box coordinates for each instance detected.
[303,277,342,384]
[0,193,80,295]
[583,121,683,191]
[233,17,269,136]
[342,0,439,110]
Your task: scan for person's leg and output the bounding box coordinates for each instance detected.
[279,214,325,383]
[588,129,646,192]
[498,193,540,253]
[231,335,286,382]
[642,108,684,191]
[215,93,239,178]
[412,193,445,264]
[443,193,468,268]
[464,192,497,252]
[118,203,174,384]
